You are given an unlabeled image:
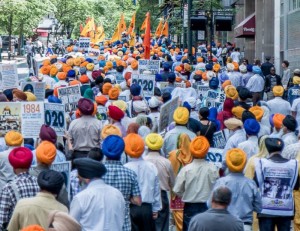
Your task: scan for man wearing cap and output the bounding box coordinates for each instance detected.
[7,170,67,230]
[144,133,175,231]
[0,131,23,190]
[266,86,291,116]
[281,115,298,146]
[0,147,39,229]
[163,107,196,157]
[102,135,141,231]
[124,134,162,231]
[67,98,102,159]
[238,119,260,159]
[70,158,125,231]
[254,138,299,231]
[173,136,219,231]
[189,186,244,231]
[213,148,261,231]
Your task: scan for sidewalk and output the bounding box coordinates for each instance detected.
[0,52,26,63]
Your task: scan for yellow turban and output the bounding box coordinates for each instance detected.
[5,131,23,146]
[36,141,56,165]
[224,118,243,130]
[232,106,245,120]
[293,76,300,85]
[124,133,145,158]
[86,63,95,71]
[249,106,264,122]
[112,100,127,112]
[190,136,210,158]
[226,148,247,172]
[173,107,189,125]
[213,64,221,72]
[145,133,164,151]
[24,92,36,101]
[224,85,238,100]
[272,86,284,97]
[101,125,122,139]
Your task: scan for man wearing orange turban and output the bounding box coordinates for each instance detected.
[173,136,219,230]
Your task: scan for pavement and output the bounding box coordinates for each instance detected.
[0,51,27,64]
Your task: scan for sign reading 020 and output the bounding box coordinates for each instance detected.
[23,104,41,113]
[45,110,64,127]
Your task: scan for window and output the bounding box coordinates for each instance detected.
[289,0,300,11]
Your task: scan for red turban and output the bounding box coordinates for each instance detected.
[9,147,33,169]
[108,105,124,121]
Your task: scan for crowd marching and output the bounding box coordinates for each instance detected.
[0,35,300,231]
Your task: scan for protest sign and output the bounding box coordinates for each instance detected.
[205,148,223,168]
[21,82,46,101]
[174,82,186,88]
[118,95,128,102]
[159,96,179,132]
[159,82,169,89]
[0,102,21,137]
[197,85,210,101]
[0,63,18,90]
[138,60,160,75]
[21,102,44,138]
[88,48,100,56]
[96,105,108,121]
[44,103,66,136]
[116,73,125,84]
[131,74,155,97]
[212,131,227,149]
[79,37,91,51]
[58,85,81,112]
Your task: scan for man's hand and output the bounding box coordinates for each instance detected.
[152,212,158,220]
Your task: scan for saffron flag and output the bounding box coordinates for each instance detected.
[155,20,163,37]
[161,20,169,37]
[119,13,127,34]
[111,26,119,42]
[129,32,136,46]
[140,15,147,31]
[128,12,136,35]
[143,12,151,59]
[81,17,95,37]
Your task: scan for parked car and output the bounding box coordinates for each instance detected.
[1,35,19,51]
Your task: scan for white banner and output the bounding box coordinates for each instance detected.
[0,63,18,90]
[58,85,81,112]
[79,37,91,51]
[159,96,179,132]
[21,102,44,138]
[138,60,160,75]
[131,74,155,97]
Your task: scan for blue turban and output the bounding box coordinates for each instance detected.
[24,144,34,151]
[176,55,182,61]
[208,107,221,131]
[48,95,62,104]
[209,77,219,90]
[183,101,191,112]
[163,62,170,71]
[205,64,213,71]
[67,70,76,78]
[168,72,176,82]
[102,135,125,160]
[247,64,253,72]
[80,67,87,75]
[155,73,163,82]
[252,66,261,74]
[99,60,106,68]
[219,72,229,83]
[244,119,260,135]
[86,58,94,63]
[60,58,67,63]
[130,83,141,96]
[269,114,274,127]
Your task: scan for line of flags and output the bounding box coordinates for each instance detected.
[80,18,106,43]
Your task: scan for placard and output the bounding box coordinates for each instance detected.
[88,48,100,56]
[96,105,108,121]
[79,37,90,51]
[58,85,81,113]
[138,60,160,75]
[131,74,155,97]
[212,131,227,149]
[116,73,125,84]
[21,102,44,138]
[159,82,169,89]
[0,102,21,137]
[44,103,66,136]
[205,148,223,168]
[159,96,179,132]
[197,85,210,101]
[0,63,18,90]
[174,82,186,88]
[21,82,46,101]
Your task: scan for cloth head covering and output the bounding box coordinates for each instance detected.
[173,107,189,125]
[209,77,219,90]
[48,95,62,104]
[225,85,238,100]
[83,88,94,101]
[239,64,247,73]
[124,133,145,158]
[36,141,56,165]
[226,63,234,71]
[205,64,213,71]
[208,107,221,131]
[101,125,122,139]
[273,113,285,129]
[102,83,113,95]
[108,105,125,121]
[148,96,161,108]
[232,62,239,71]
[38,170,64,195]
[48,211,81,231]
[21,225,45,231]
[108,87,120,100]
[242,110,256,123]
[57,72,67,80]
[247,64,253,72]
[222,80,232,89]
[223,98,234,113]
[238,87,252,100]
[127,123,140,134]
[283,115,297,131]
[13,89,27,101]
[77,98,94,115]
[39,124,57,144]
[67,70,76,78]
[86,63,95,71]
[190,136,210,158]
[224,118,243,130]
[252,66,261,74]
[265,138,284,153]
[79,74,89,84]
[102,135,125,160]
[95,95,108,106]
[185,97,196,109]
[226,148,247,172]
[231,106,245,120]
[145,133,164,151]
[130,84,141,96]
[249,106,264,122]
[5,131,23,146]
[9,147,33,169]
[74,158,107,179]
[273,86,284,97]
[112,100,127,111]
[175,133,193,165]
[24,92,36,101]
[244,119,260,135]
[293,76,300,85]
[133,100,148,113]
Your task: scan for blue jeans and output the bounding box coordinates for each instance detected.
[258,217,291,231]
[183,202,207,231]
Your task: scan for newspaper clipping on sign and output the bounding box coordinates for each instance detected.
[21,102,44,138]
[58,85,81,112]
[138,60,160,75]
[44,103,66,136]
[21,82,46,101]
[0,63,18,90]
[0,102,21,137]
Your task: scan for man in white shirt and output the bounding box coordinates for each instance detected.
[246,66,264,105]
[70,158,125,231]
[230,48,241,63]
[267,86,291,116]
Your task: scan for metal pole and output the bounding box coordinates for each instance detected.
[187,0,192,61]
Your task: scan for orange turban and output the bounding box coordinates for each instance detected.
[36,141,56,165]
[213,64,221,72]
[222,80,232,89]
[131,60,138,70]
[226,148,247,172]
[273,113,285,129]
[190,136,210,158]
[74,58,81,66]
[124,133,145,158]
[21,225,46,231]
[43,59,50,66]
[225,85,238,100]
[5,131,23,146]
[80,61,88,67]
[184,63,191,72]
[79,75,89,84]
[41,65,51,75]
[175,66,182,72]
[108,87,120,100]
[232,106,245,120]
[57,72,67,80]
[249,106,264,122]
[232,62,239,71]
[66,58,74,66]
[62,64,72,73]
[106,61,113,69]
[197,57,203,63]
[95,95,108,106]
[102,83,113,95]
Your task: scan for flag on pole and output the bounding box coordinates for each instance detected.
[118,13,127,35]
[128,12,136,35]
[81,17,95,37]
[140,15,147,31]
[111,25,119,42]
[161,20,169,37]
[155,19,163,37]
[143,12,151,59]
[129,32,136,46]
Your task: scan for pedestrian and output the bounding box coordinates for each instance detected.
[173,136,219,231]
[261,56,274,77]
[188,186,244,231]
[246,66,265,105]
[249,106,271,138]
[264,67,282,100]
[230,47,241,63]
[287,76,300,105]
[266,86,291,115]
[281,115,298,146]
[281,132,300,160]
[281,60,291,89]
[198,107,217,146]
[107,105,126,137]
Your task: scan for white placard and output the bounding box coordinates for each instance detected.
[0,63,18,90]
[212,130,227,149]
[205,148,223,168]
[174,82,186,88]
[44,103,66,136]
[79,37,91,51]
[138,60,160,75]
[21,102,44,138]
[58,85,81,113]
[88,48,100,56]
[197,85,210,101]
[159,96,179,132]
[131,74,155,97]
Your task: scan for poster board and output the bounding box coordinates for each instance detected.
[57,85,81,112]
[44,103,66,136]
[138,60,160,75]
[197,85,210,102]
[79,37,91,51]
[21,102,44,138]
[159,96,179,132]
[174,82,186,88]
[0,63,18,90]
[131,74,155,97]
[21,82,46,101]
[205,148,223,168]
[212,130,227,149]
[0,102,21,137]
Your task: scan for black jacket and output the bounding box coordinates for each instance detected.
[264,74,282,92]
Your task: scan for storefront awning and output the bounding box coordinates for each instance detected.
[234,13,255,38]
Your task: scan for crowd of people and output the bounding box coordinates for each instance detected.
[0,39,299,231]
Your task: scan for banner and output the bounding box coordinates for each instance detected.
[58,85,81,113]
[44,103,66,136]
[197,85,210,102]
[21,102,44,138]
[138,60,160,75]
[88,48,100,56]
[0,102,21,137]
[21,82,46,101]
[212,130,227,149]
[159,96,179,132]
[0,63,18,90]
[205,148,223,168]
[79,37,91,51]
[131,74,155,97]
